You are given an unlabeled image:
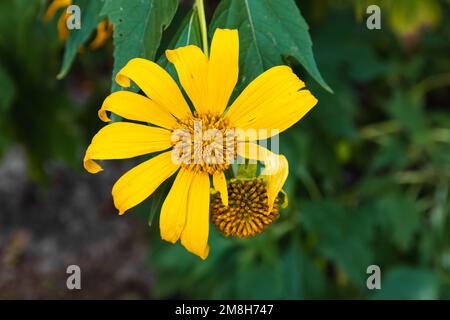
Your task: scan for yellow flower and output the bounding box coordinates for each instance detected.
[44,0,112,48]
[84,29,317,259]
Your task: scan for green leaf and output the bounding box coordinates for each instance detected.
[209,0,331,92]
[385,91,431,150]
[301,200,376,285]
[372,267,439,300]
[101,0,178,92]
[57,0,105,79]
[372,194,421,251]
[157,8,201,83]
[236,252,283,299]
[157,8,201,73]
[281,238,327,299]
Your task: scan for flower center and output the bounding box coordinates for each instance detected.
[172,112,236,174]
[210,178,280,238]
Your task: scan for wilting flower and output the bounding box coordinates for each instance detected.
[211,178,287,238]
[84,28,317,259]
[44,0,112,49]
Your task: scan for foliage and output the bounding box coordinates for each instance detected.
[0,0,94,179]
[58,0,105,79]
[101,0,178,91]
[147,1,450,299]
[210,0,331,92]
[0,0,449,299]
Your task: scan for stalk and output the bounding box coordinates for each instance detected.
[195,0,209,56]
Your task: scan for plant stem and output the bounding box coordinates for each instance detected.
[195,0,209,56]
[411,73,450,96]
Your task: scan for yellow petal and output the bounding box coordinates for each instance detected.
[57,11,70,41]
[112,151,179,215]
[207,29,239,115]
[90,20,113,49]
[84,122,173,173]
[160,168,194,243]
[181,172,210,259]
[44,0,71,21]
[226,66,317,140]
[237,142,289,211]
[99,91,178,129]
[115,58,192,120]
[166,46,209,114]
[213,171,228,206]
[263,155,288,212]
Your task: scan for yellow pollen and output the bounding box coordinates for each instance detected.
[210,178,280,238]
[172,112,236,174]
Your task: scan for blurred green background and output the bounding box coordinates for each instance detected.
[0,0,449,299]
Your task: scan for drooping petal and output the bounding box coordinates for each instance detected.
[263,155,288,212]
[207,29,239,115]
[98,91,178,129]
[84,122,172,173]
[213,171,228,206]
[160,168,194,243]
[226,66,317,140]
[115,58,192,120]
[237,142,289,211]
[181,172,210,259]
[112,151,179,215]
[166,46,209,114]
